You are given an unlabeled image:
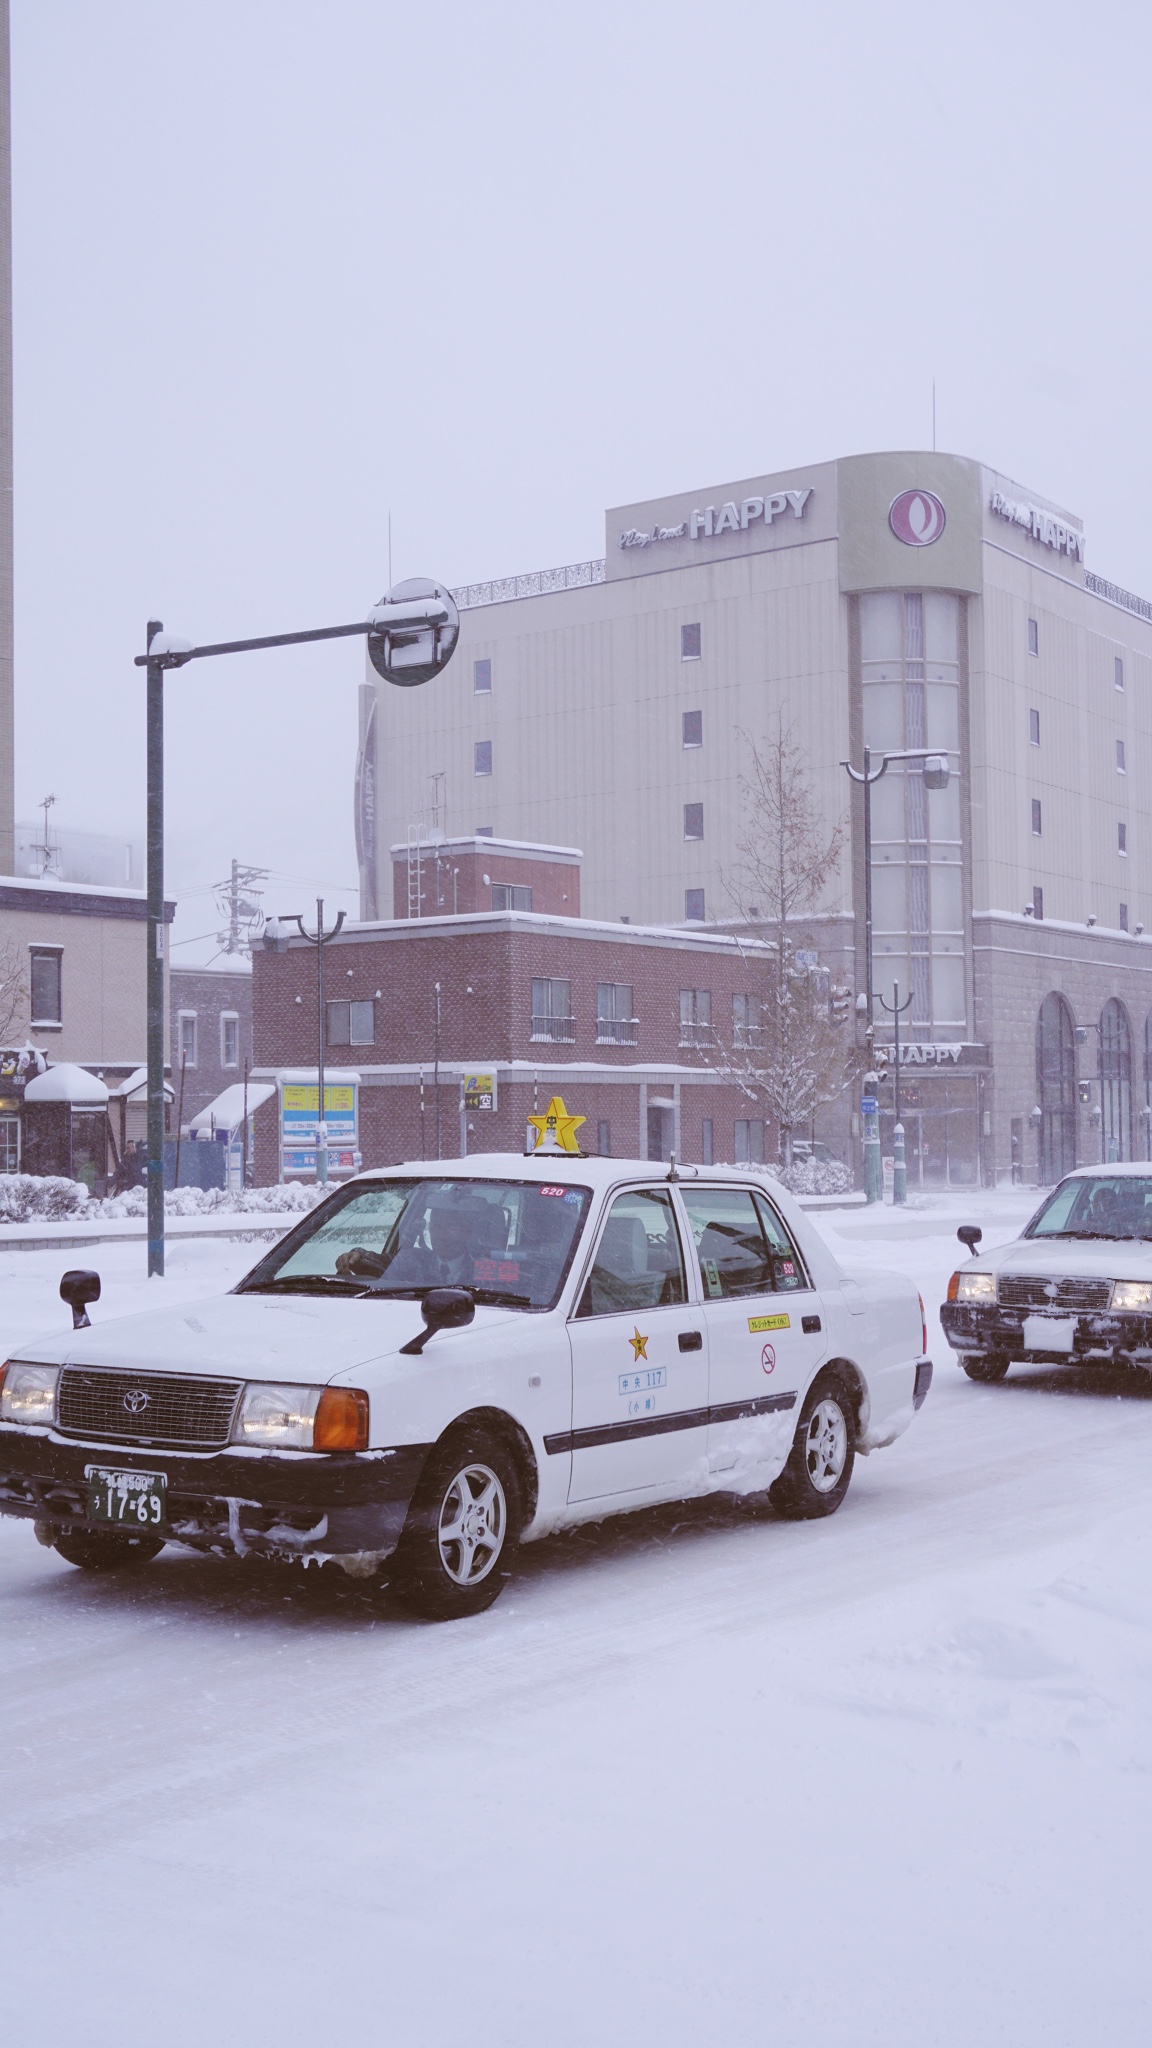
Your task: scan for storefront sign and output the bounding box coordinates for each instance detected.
[280,1082,358,1178]
[989,490,1085,563]
[463,1071,497,1111]
[874,1043,986,1069]
[618,489,812,550]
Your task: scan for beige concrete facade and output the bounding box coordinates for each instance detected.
[0,878,171,1065]
[359,450,1152,1185]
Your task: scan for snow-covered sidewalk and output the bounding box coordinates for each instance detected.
[1,1189,1149,2046]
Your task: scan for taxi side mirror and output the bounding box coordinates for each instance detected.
[957,1225,982,1258]
[61,1268,101,1330]
[399,1286,476,1356]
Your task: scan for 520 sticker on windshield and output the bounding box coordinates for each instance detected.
[748,1312,790,1334]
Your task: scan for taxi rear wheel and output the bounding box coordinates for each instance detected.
[960,1352,1011,1383]
[392,1427,523,1621]
[769,1369,855,1520]
[52,1527,166,1570]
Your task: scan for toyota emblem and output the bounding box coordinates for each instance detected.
[122,1388,150,1415]
[889,488,946,547]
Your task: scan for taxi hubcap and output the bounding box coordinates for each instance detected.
[804,1400,848,1492]
[437,1462,506,1586]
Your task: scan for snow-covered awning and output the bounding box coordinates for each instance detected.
[110,1067,175,1104]
[24,1063,109,1106]
[189,1082,275,1136]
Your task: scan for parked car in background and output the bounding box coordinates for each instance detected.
[0,1154,931,1620]
[942,1165,1152,1382]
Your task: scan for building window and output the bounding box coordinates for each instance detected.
[327,1000,375,1047]
[1033,886,1044,921]
[1028,618,1039,656]
[597,1119,612,1157]
[681,622,701,660]
[474,658,492,694]
[1117,739,1126,774]
[1115,656,1125,692]
[177,1010,197,1067]
[679,988,712,1045]
[531,977,574,1042]
[734,1117,765,1165]
[29,949,62,1026]
[684,888,705,922]
[683,802,704,841]
[474,740,493,776]
[475,825,493,837]
[220,1013,239,1068]
[1029,708,1040,746]
[1119,822,1128,855]
[682,709,702,748]
[1101,997,1134,1161]
[492,883,532,910]
[1036,991,1075,1182]
[701,1117,714,1166]
[1031,799,1042,836]
[1121,903,1130,932]
[596,983,637,1045]
[733,992,764,1046]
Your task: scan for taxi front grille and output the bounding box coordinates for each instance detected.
[56,1368,243,1449]
[998,1274,1111,1312]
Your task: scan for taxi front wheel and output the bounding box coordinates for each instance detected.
[769,1370,856,1520]
[960,1353,1011,1383]
[392,1427,524,1621]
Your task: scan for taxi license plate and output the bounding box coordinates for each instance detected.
[85,1465,167,1531]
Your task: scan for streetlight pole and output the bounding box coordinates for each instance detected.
[138,579,459,1274]
[880,980,913,1204]
[290,901,346,1183]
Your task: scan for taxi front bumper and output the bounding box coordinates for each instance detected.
[0,1426,431,1561]
[941,1300,1152,1363]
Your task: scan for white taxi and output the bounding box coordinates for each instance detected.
[0,1153,931,1620]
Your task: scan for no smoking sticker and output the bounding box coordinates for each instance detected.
[761,1343,776,1375]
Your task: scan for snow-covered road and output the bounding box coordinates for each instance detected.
[2,1194,1150,2046]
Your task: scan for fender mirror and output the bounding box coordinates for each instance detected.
[399,1287,476,1356]
[60,1268,101,1330]
[957,1225,983,1258]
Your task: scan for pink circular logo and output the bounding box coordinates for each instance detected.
[761,1343,776,1375]
[889,489,946,546]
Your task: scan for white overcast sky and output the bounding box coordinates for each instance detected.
[12,0,1152,961]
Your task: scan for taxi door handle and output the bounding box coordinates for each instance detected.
[678,1330,703,1352]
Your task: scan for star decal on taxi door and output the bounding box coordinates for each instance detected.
[628,1327,649,1361]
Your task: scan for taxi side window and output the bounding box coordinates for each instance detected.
[680,1186,804,1299]
[576,1188,687,1317]
[752,1191,807,1292]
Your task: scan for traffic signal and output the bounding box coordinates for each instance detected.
[830,984,853,1024]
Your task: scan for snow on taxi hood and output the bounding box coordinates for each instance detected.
[13,1290,518,1382]
[973,1235,1152,1283]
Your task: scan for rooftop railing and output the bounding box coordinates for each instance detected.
[453,559,606,612]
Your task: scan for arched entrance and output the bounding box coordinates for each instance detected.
[1100,998,1134,1162]
[1035,993,1077,1184]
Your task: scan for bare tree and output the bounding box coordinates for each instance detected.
[712,722,851,1164]
[0,939,27,1043]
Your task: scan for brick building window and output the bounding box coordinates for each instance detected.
[474,658,492,694]
[597,1119,612,1156]
[733,992,764,1046]
[327,1000,375,1046]
[474,740,493,776]
[1029,708,1040,746]
[177,1011,197,1066]
[1028,618,1039,656]
[734,1117,765,1165]
[492,884,532,910]
[682,709,702,748]
[683,802,704,840]
[597,983,637,1044]
[531,978,574,1042]
[29,949,62,1026]
[220,1013,239,1067]
[679,988,712,1045]
[700,1117,714,1165]
[1031,799,1042,836]
[684,888,705,922]
[681,622,701,660]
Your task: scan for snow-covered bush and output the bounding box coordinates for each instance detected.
[776,1156,854,1196]
[0,1173,90,1221]
[88,1182,330,1221]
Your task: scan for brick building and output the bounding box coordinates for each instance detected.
[169,962,253,1130]
[249,890,834,1182]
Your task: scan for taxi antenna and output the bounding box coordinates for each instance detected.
[667,1152,680,1181]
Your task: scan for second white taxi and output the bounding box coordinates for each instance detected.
[0,1153,932,1619]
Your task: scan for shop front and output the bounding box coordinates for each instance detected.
[875,1043,989,1187]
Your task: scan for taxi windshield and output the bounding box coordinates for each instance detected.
[1026,1175,1152,1241]
[238,1176,592,1311]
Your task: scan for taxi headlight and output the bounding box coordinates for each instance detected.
[231,1382,369,1451]
[1110,1280,1152,1311]
[0,1362,60,1425]
[956,1271,997,1304]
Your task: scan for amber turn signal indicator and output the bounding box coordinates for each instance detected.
[946,1271,960,1303]
[313,1386,369,1452]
